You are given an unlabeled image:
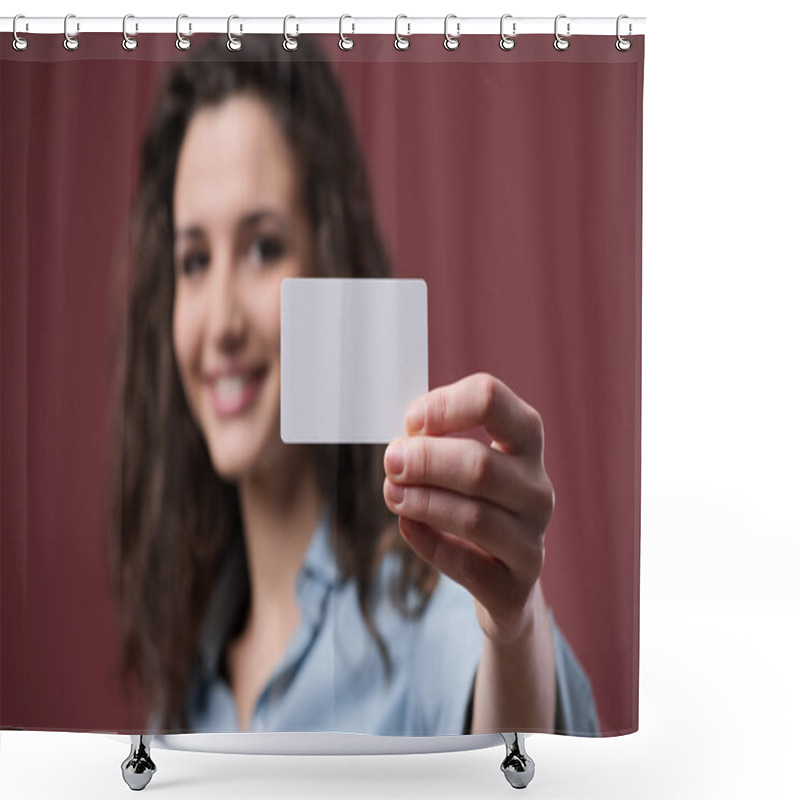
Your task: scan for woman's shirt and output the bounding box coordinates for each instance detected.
[182,512,600,736]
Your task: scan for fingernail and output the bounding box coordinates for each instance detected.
[385,441,405,475]
[385,480,405,505]
[406,400,424,434]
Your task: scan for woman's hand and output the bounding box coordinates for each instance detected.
[383,372,555,647]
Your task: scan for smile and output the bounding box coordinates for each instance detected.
[207,367,267,417]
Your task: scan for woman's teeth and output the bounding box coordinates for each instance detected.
[216,375,250,398]
[209,368,266,416]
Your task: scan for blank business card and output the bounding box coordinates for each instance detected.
[281,278,428,444]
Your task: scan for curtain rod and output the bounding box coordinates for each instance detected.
[1,15,646,38]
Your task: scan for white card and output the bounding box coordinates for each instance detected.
[281,278,428,444]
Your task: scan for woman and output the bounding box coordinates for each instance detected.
[109,34,598,736]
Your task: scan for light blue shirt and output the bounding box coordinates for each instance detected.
[182,512,599,736]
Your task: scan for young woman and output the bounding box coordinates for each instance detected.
[109,34,599,736]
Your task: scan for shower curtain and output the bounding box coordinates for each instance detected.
[0,29,643,739]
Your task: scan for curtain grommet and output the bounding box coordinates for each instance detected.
[616,15,632,51]
[339,14,355,51]
[176,14,191,50]
[283,15,298,51]
[554,14,570,51]
[64,13,79,51]
[227,15,242,51]
[122,14,138,51]
[444,14,460,51]
[394,15,410,50]
[499,14,516,51]
[12,14,29,51]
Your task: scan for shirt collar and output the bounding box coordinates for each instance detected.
[197,508,339,680]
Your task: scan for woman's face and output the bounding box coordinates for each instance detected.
[172,93,313,481]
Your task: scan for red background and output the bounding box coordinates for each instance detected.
[1,34,643,735]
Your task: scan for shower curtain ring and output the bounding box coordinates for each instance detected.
[499,14,516,51]
[339,15,355,50]
[227,15,242,51]
[64,13,80,51]
[394,15,410,51]
[553,14,570,51]
[444,13,460,51]
[616,15,632,51]
[283,15,299,51]
[12,14,29,51]
[176,14,191,50]
[122,15,138,51]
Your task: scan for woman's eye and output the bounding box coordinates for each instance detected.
[250,236,285,264]
[180,251,209,277]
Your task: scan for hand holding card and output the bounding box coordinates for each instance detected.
[383,372,559,732]
[383,372,555,646]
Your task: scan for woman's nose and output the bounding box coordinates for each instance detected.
[208,258,246,352]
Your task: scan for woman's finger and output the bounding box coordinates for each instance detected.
[384,435,535,515]
[405,372,544,457]
[397,517,513,613]
[384,477,544,576]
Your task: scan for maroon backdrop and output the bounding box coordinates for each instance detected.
[1,34,643,735]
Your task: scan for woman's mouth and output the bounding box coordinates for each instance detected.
[207,367,267,417]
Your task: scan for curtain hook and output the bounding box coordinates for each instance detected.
[12,14,29,51]
[339,14,355,50]
[394,15,410,51]
[616,14,632,51]
[122,14,138,51]
[554,14,570,51]
[283,15,298,51]
[176,14,191,50]
[227,15,242,51]
[64,13,79,51]
[499,14,516,51]
[444,13,460,51]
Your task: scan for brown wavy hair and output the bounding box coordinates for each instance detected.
[108,34,438,732]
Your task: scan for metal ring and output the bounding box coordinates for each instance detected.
[176,14,191,50]
[444,13,460,51]
[394,15,410,51]
[553,14,570,51]
[283,15,298,51]
[64,13,79,51]
[616,14,632,51]
[339,14,354,50]
[499,14,515,51]
[12,14,28,51]
[227,15,242,51]
[122,14,138,51]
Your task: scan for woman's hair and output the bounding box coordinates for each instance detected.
[108,34,438,732]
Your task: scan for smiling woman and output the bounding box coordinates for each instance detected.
[107,33,600,739]
[171,94,313,480]
[168,95,324,732]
